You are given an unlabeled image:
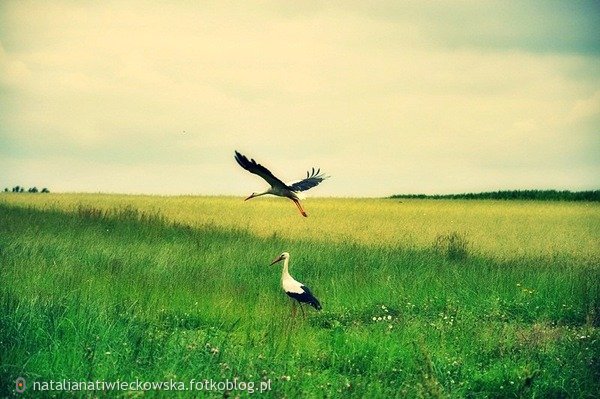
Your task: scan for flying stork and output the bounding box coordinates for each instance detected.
[270,252,322,317]
[234,150,328,217]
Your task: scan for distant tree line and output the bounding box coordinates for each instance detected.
[390,190,600,202]
[4,185,50,193]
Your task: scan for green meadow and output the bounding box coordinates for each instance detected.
[1,194,599,398]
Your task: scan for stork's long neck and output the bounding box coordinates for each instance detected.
[256,190,271,197]
[281,257,291,281]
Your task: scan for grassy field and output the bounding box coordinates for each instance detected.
[1,194,599,398]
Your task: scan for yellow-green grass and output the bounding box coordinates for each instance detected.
[1,193,598,261]
[1,194,599,398]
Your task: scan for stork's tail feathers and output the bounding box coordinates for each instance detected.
[299,285,321,310]
[310,298,322,311]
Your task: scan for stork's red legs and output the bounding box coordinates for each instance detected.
[291,199,308,217]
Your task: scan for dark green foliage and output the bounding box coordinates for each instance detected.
[4,185,50,193]
[434,232,469,261]
[391,189,600,202]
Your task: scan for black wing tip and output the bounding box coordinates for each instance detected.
[234,150,251,160]
[300,285,322,310]
[305,167,328,179]
[235,150,258,170]
[234,151,247,168]
[234,151,258,166]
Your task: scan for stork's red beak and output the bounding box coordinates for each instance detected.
[270,256,283,265]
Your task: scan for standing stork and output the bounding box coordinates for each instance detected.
[270,252,322,317]
[234,151,328,217]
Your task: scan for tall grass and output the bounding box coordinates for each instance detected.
[1,193,599,261]
[1,197,599,397]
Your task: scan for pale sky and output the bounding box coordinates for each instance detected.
[1,1,599,196]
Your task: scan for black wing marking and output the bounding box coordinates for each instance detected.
[289,167,328,192]
[234,151,288,189]
[286,285,322,310]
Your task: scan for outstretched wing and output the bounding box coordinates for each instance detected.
[234,151,288,189]
[289,168,328,192]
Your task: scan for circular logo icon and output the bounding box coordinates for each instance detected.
[16,377,26,393]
